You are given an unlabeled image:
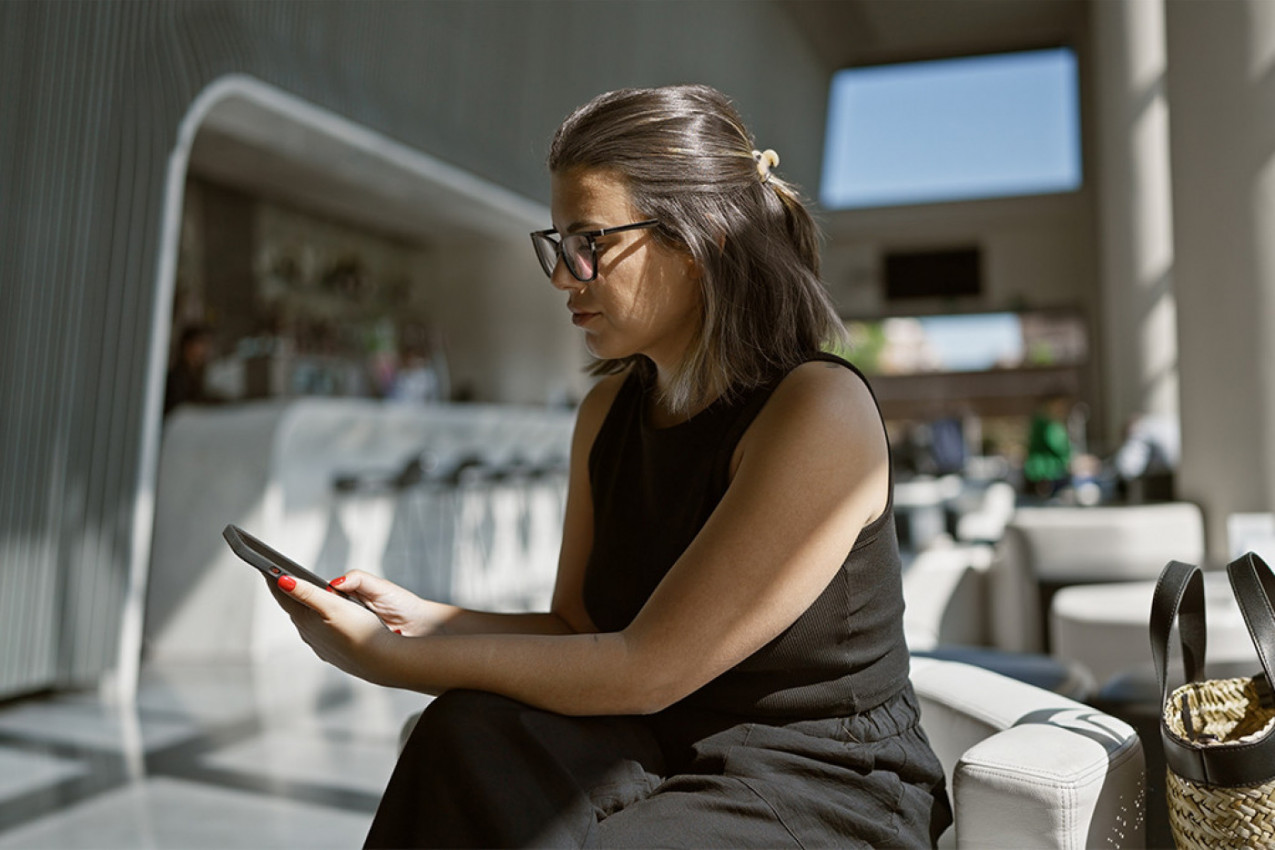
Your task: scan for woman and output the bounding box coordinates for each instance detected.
[269,84,952,848]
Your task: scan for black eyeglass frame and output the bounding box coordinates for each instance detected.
[530,219,661,283]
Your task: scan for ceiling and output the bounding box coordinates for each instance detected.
[186,2,1089,247]
[779,0,1089,70]
[187,87,547,248]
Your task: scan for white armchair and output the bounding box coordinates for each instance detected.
[987,502,1205,653]
[902,541,994,650]
[912,656,1146,849]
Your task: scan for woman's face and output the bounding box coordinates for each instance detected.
[549,167,702,377]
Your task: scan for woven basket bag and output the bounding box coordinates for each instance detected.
[1151,554,1275,849]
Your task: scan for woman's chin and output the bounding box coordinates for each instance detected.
[583,334,625,361]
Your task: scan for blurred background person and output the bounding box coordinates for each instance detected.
[1023,394,1074,500]
[164,324,221,416]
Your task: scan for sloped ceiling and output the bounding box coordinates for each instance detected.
[779,0,1089,70]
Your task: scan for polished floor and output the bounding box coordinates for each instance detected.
[0,654,428,849]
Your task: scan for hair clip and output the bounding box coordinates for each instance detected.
[752,149,780,183]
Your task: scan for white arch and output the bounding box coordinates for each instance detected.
[118,74,546,702]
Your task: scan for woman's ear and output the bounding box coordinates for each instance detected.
[685,252,702,281]
[707,219,727,253]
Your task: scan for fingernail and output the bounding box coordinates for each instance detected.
[329,576,346,587]
[394,629,402,635]
[278,575,297,592]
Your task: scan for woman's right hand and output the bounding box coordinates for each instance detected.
[329,571,453,637]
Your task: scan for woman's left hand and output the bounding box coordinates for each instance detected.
[268,575,400,685]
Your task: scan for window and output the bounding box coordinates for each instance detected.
[821,47,1082,209]
[836,310,1087,376]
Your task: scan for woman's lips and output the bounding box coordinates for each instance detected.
[571,310,600,327]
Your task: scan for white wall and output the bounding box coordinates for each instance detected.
[1166,0,1275,560]
[421,240,591,407]
[1091,0,1179,443]
[822,192,1098,318]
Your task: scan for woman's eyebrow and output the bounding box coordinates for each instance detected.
[563,219,602,234]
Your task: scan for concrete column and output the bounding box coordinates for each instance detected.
[1164,0,1275,561]
[1093,0,1179,444]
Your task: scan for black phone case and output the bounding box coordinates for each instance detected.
[222,524,368,609]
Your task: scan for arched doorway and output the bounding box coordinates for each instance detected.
[121,75,557,701]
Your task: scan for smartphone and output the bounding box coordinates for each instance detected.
[222,524,370,610]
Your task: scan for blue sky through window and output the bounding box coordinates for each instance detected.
[821,48,1082,209]
[917,313,1023,371]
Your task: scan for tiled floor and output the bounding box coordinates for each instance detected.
[0,653,429,849]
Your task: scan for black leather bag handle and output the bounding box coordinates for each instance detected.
[1226,552,1275,702]
[1150,559,1207,705]
[1151,554,1275,787]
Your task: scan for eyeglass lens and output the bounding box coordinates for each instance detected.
[533,233,595,282]
[563,235,594,280]
[533,235,560,279]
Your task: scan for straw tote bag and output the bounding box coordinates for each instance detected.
[1150,554,1275,848]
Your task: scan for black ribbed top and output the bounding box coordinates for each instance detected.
[583,353,911,719]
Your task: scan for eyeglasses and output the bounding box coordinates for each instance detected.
[530,220,660,283]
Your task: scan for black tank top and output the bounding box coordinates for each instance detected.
[584,353,911,719]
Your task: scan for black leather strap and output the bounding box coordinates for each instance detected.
[1149,560,1207,703]
[1162,727,1275,786]
[1228,552,1275,690]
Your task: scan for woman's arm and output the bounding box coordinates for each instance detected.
[322,576,579,637]
[544,372,624,634]
[275,363,888,716]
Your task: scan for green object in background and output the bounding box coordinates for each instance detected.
[1024,409,1072,483]
[826,322,887,374]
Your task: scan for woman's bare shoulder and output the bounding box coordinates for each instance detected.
[572,371,629,445]
[731,359,885,469]
[579,371,627,416]
[765,360,879,428]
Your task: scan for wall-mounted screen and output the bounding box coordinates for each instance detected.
[884,247,981,300]
[821,47,1082,209]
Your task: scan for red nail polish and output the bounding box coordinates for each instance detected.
[278,575,297,592]
[394,629,403,635]
[329,576,346,587]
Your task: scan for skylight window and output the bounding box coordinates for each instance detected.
[821,47,1082,209]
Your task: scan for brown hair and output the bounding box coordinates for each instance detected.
[547,84,846,414]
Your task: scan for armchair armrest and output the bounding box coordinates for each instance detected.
[912,657,1145,849]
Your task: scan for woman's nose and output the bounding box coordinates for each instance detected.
[548,257,579,291]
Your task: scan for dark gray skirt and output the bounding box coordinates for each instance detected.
[365,683,952,849]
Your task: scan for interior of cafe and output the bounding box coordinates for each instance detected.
[3,1,1275,847]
